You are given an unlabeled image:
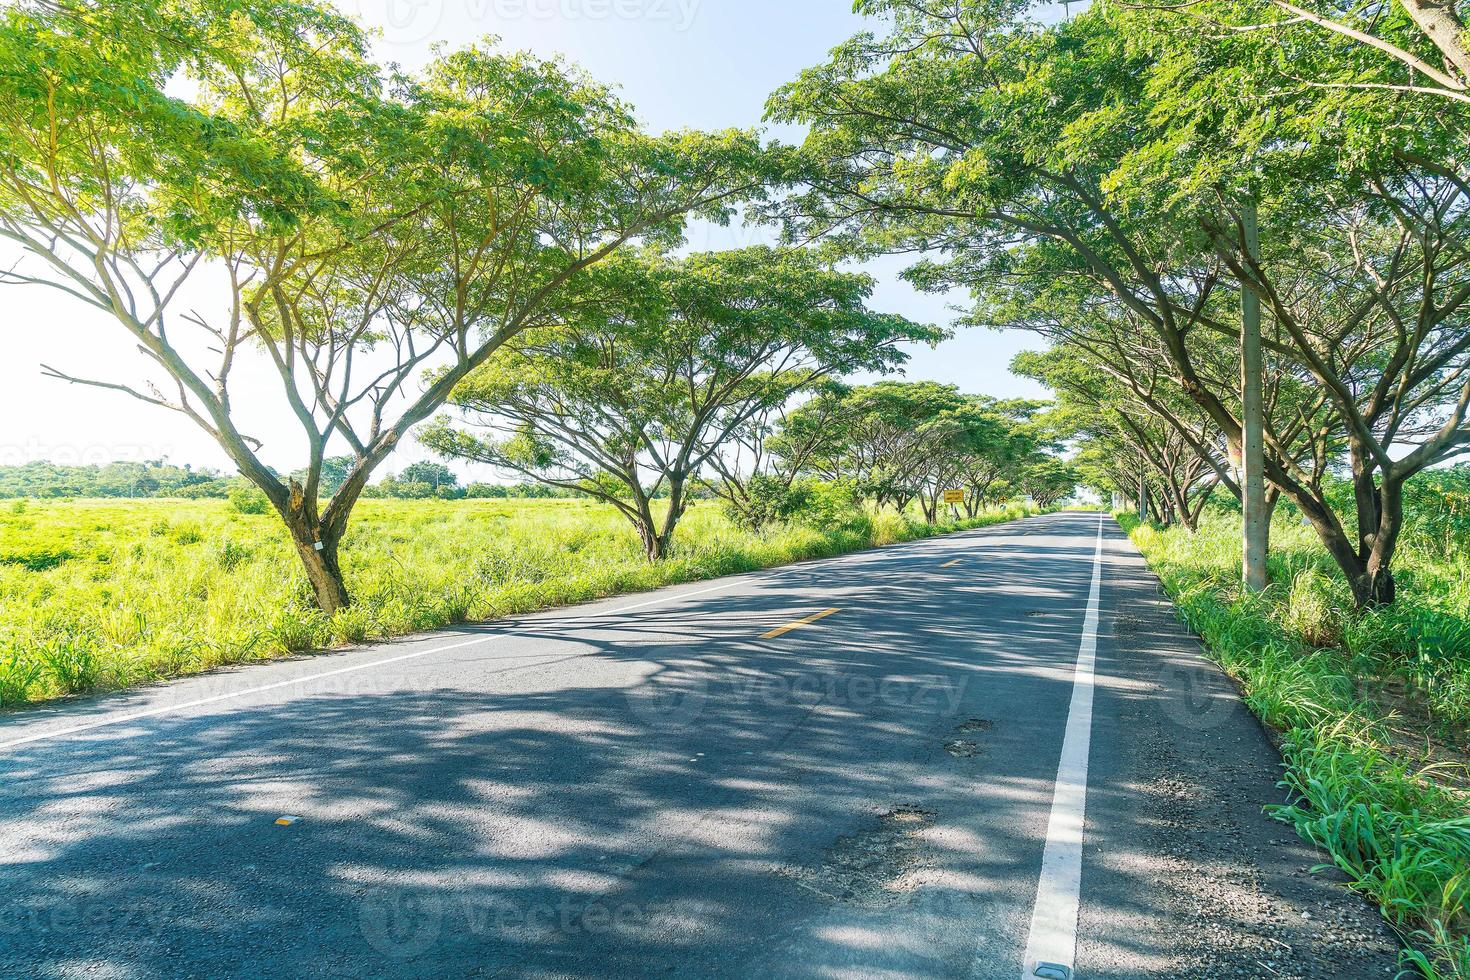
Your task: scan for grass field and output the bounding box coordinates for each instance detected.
[0,496,1035,710]
[1122,512,1470,978]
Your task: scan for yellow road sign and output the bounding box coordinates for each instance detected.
[943,490,965,504]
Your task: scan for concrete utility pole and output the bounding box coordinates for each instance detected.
[1138,472,1149,523]
[1240,199,1268,592]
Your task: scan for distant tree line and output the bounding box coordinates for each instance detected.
[0,461,224,499]
[362,462,595,501]
[0,459,596,503]
[703,380,1075,532]
[428,372,1077,558]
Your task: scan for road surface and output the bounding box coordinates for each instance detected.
[0,512,1402,978]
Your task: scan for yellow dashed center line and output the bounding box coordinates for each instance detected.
[761,608,841,640]
[940,558,963,568]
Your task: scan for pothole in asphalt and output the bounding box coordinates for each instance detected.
[781,805,937,908]
[945,717,993,757]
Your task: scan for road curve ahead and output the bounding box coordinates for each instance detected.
[0,512,1402,979]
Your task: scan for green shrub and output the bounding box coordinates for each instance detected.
[722,474,815,531]
[37,636,103,695]
[170,522,205,546]
[0,654,41,706]
[329,606,376,645]
[215,538,253,572]
[869,509,915,546]
[227,484,271,515]
[1403,469,1470,562]
[175,480,231,499]
[799,479,872,535]
[1282,568,1346,648]
[268,605,327,654]
[0,546,75,572]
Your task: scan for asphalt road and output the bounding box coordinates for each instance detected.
[0,512,1404,979]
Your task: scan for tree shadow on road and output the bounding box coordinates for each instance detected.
[0,513,1357,978]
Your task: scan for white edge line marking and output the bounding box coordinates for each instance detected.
[1018,513,1106,980]
[0,512,1053,754]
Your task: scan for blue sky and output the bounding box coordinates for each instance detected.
[0,0,1049,475]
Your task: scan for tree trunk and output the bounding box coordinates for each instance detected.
[1183,479,1223,533]
[637,522,668,561]
[623,481,683,562]
[629,500,663,560]
[1146,485,1166,525]
[1351,565,1397,607]
[1165,476,1197,532]
[236,434,393,617]
[652,476,690,561]
[297,531,349,615]
[1285,473,1403,609]
[1257,487,1279,557]
[281,502,350,616]
[1354,477,1404,608]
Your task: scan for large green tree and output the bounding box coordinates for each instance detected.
[0,0,767,612]
[1019,458,1079,509]
[768,0,1470,605]
[423,247,939,559]
[910,398,1027,523]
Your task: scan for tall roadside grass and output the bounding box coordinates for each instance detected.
[1121,512,1470,978]
[0,497,1038,710]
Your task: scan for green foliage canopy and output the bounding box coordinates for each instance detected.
[424,246,940,557]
